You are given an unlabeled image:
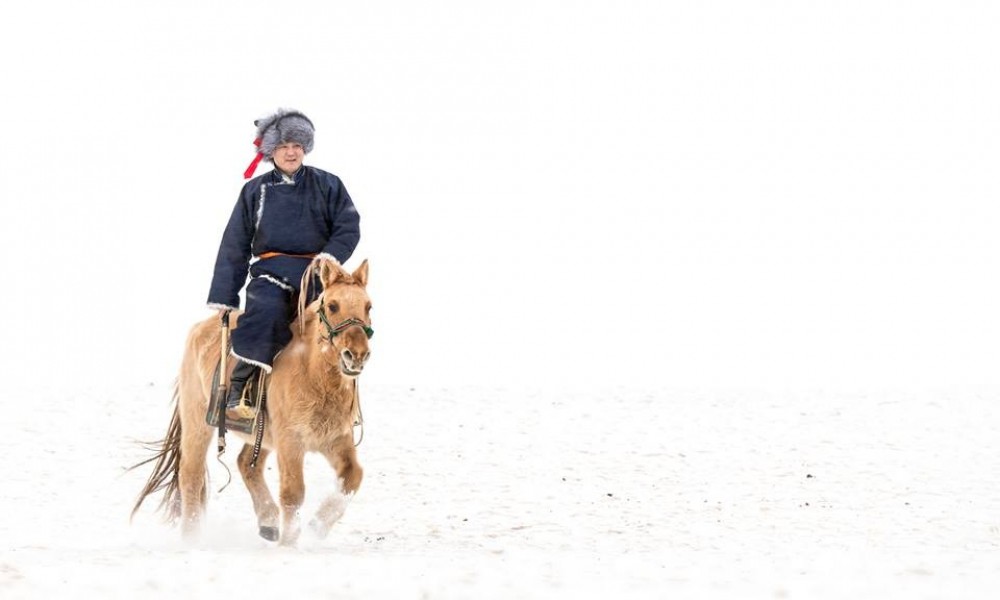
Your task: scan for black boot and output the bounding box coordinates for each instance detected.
[226,360,259,418]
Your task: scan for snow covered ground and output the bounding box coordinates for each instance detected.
[2,380,998,599]
[3,1,1000,598]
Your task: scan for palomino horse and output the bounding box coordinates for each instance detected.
[131,257,372,545]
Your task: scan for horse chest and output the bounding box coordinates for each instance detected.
[269,409,350,450]
[302,419,350,445]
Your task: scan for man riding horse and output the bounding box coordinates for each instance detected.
[207,108,361,415]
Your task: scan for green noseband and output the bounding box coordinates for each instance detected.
[317,304,374,343]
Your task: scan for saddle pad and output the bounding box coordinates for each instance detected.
[205,362,268,434]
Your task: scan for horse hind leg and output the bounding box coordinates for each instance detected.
[310,439,363,540]
[177,415,212,540]
[237,444,280,541]
[176,371,214,541]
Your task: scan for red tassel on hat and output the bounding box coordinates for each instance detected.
[243,137,264,179]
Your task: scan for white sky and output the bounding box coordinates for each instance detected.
[1,1,998,391]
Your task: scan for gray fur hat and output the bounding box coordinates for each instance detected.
[255,108,315,158]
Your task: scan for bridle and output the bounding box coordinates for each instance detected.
[315,296,373,447]
[317,300,374,345]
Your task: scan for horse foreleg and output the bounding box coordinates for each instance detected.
[237,444,280,541]
[275,441,306,546]
[310,438,363,540]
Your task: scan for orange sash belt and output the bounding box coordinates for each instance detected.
[256,251,318,260]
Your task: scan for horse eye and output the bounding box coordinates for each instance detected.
[328,301,339,313]
[366,303,372,313]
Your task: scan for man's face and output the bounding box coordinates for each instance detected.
[272,142,305,175]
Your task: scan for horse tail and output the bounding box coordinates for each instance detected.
[127,385,184,524]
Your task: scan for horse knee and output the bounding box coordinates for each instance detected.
[342,463,363,494]
[334,446,363,494]
[279,478,305,510]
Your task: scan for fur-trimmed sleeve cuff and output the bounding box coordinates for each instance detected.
[316,252,341,265]
[208,302,239,312]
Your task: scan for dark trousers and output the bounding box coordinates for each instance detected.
[231,277,296,370]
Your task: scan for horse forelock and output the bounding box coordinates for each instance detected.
[321,283,370,322]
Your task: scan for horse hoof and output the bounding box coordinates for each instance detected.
[259,526,279,541]
[308,519,331,539]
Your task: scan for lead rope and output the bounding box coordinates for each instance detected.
[250,403,266,468]
[248,369,268,469]
[353,379,365,447]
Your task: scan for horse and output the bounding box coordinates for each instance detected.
[130,256,373,545]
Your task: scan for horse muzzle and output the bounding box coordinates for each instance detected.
[339,348,370,377]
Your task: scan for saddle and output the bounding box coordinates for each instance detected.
[205,360,268,434]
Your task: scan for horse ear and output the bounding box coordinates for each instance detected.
[352,259,369,288]
[319,257,348,287]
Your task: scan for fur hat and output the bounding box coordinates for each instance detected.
[243,108,315,178]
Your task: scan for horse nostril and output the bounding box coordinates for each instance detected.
[341,349,354,363]
[361,351,370,364]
